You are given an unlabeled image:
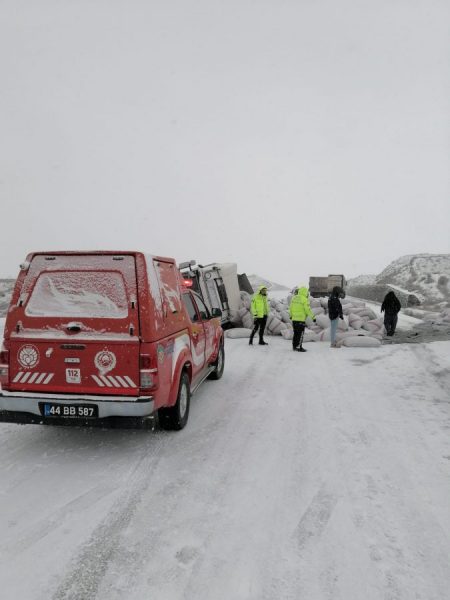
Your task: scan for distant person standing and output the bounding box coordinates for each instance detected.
[328,286,345,348]
[289,286,316,352]
[381,291,401,336]
[249,285,269,345]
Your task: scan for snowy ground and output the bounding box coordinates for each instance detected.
[1,325,450,600]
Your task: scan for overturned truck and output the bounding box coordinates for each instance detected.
[179,261,252,328]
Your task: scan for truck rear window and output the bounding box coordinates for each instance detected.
[25,271,129,319]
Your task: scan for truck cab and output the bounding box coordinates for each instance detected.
[179,261,241,328]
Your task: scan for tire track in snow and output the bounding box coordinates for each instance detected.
[293,485,338,552]
[49,347,267,600]
[1,483,118,558]
[49,433,167,600]
[87,341,300,600]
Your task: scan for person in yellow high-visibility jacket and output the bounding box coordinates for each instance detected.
[249,285,269,345]
[289,286,316,352]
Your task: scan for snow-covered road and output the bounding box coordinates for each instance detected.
[1,337,450,600]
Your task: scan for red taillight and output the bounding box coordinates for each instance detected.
[139,353,158,390]
[183,278,193,287]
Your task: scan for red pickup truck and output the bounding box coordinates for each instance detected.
[0,251,224,430]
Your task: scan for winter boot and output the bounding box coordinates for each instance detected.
[259,340,268,346]
[249,337,254,345]
[298,346,307,352]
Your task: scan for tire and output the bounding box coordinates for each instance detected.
[158,371,190,431]
[208,342,225,380]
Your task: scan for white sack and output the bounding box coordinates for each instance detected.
[316,328,331,341]
[337,317,349,331]
[316,314,331,329]
[225,328,251,339]
[230,310,242,325]
[303,330,318,342]
[238,306,249,318]
[357,308,378,320]
[362,318,384,332]
[337,329,371,340]
[240,292,252,310]
[281,329,293,340]
[341,336,382,348]
[242,312,255,329]
[268,316,283,335]
[281,310,291,323]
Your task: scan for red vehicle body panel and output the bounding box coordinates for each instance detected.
[0,251,223,422]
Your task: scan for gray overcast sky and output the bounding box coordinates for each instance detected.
[1,0,449,286]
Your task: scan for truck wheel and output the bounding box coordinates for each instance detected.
[209,342,225,380]
[158,371,190,430]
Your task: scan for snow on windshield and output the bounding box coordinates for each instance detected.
[25,272,129,318]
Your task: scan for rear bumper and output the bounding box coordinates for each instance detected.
[0,391,154,421]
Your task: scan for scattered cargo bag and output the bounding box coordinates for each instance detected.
[303,330,318,342]
[230,310,243,325]
[238,306,249,318]
[281,328,293,340]
[337,317,349,331]
[225,328,251,339]
[336,330,370,340]
[242,311,255,329]
[362,318,384,332]
[341,336,381,348]
[240,292,252,310]
[281,310,291,323]
[356,308,377,320]
[316,327,331,341]
[269,317,285,335]
[316,314,331,329]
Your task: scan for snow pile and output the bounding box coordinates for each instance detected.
[228,291,384,345]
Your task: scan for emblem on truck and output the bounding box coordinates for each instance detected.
[17,345,40,369]
[94,350,117,375]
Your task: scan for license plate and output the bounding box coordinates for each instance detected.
[42,403,98,418]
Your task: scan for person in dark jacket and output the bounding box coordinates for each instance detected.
[381,291,401,336]
[328,286,344,348]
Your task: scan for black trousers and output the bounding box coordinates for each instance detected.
[384,313,398,336]
[292,321,306,349]
[250,316,267,342]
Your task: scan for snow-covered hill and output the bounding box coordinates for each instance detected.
[348,253,450,308]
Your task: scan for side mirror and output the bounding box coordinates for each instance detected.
[211,308,222,318]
